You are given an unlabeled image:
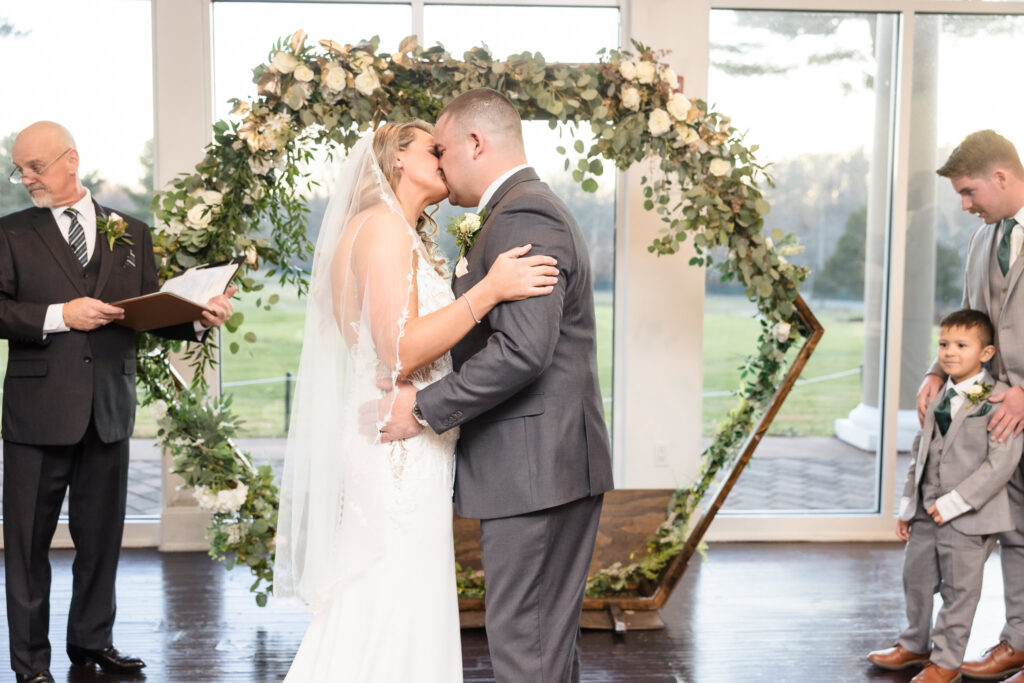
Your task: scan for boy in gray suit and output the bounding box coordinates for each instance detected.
[869,309,1023,683]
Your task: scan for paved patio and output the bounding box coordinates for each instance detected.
[0,436,911,517]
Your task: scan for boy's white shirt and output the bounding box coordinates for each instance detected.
[899,370,985,523]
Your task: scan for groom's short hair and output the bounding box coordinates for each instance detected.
[937,129,1024,179]
[439,88,525,153]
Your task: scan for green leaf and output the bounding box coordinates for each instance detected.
[244,331,257,343]
[581,178,599,193]
[574,140,584,154]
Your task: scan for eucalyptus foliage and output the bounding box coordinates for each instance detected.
[139,30,809,603]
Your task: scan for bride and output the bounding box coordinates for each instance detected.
[273,120,558,681]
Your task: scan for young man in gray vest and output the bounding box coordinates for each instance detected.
[914,130,1024,681]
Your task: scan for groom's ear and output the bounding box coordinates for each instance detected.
[469,131,484,160]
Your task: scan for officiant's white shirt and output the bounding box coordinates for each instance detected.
[43,190,97,335]
[477,163,529,214]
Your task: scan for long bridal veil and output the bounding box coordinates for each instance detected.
[274,134,420,609]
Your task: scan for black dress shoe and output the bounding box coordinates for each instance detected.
[15,672,54,683]
[66,644,146,673]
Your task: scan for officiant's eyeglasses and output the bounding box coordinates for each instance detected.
[8,148,72,184]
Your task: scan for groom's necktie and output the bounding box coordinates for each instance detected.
[64,208,88,266]
[997,217,1019,276]
[934,387,958,436]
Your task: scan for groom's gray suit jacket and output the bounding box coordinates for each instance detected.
[417,167,614,519]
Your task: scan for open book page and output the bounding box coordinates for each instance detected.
[160,259,242,305]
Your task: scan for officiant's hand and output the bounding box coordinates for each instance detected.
[64,297,125,331]
[201,285,237,328]
[916,373,944,425]
[377,380,423,443]
[987,385,1024,442]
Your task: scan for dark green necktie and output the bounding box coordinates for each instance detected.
[998,217,1019,276]
[934,387,958,436]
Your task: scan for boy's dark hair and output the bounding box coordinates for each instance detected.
[940,309,995,347]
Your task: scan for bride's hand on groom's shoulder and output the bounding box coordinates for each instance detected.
[482,244,559,305]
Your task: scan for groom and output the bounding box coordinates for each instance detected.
[382,88,614,682]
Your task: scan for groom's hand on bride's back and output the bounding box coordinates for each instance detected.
[374,379,424,443]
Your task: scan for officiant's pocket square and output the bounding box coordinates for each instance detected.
[124,249,136,269]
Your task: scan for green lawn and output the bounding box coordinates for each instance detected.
[0,287,865,440]
[702,295,865,437]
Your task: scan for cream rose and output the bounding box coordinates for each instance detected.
[637,61,657,84]
[271,50,299,74]
[647,108,671,136]
[660,66,678,87]
[293,63,314,82]
[621,86,640,111]
[245,245,259,266]
[966,384,985,397]
[709,158,732,177]
[186,204,212,229]
[322,63,346,91]
[350,50,374,70]
[201,190,223,206]
[354,69,381,96]
[618,60,638,80]
[667,92,692,120]
[772,322,792,343]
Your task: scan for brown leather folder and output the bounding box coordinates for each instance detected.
[110,292,212,332]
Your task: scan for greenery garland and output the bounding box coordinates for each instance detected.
[138,30,809,605]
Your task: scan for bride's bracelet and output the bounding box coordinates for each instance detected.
[461,294,482,324]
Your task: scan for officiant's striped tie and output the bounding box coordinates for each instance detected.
[64,208,88,266]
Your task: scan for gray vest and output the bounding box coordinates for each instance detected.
[989,236,1010,379]
[920,422,947,510]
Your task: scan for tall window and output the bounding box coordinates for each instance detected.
[0,0,156,516]
[707,10,899,513]
[425,4,620,422]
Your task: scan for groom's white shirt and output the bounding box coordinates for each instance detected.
[900,370,985,522]
[477,163,529,213]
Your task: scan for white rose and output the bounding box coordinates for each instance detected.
[354,69,381,97]
[667,92,692,120]
[647,108,671,137]
[966,384,985,397]
[201,190,223,206]
[322,63,346,91]
[660,66,677,87]
[293,63,314,82]
[772,321,791,343]
[682,126,701,146]
[709,158,732,177]
[637,61,657,84]
[248,155,272,175]
[186,204,212,229]
[245,245,258,266]
[271,50,299,74]
[458,213,482,235]
[621,86,640,111]
[350,50,374,70]
[165,220,186,236]
[765,236,775,250]
[618,60,638,80]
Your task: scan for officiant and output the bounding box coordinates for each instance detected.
[0,121,235,683]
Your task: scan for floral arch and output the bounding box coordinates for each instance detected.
[140,31,809,605]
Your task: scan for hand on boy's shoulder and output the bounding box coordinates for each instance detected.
[987,384,1024,443]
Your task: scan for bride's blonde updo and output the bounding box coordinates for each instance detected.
[373,120,447,275]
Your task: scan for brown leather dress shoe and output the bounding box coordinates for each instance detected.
[868,644,932,670]
[911,662,962,683]
[961,641,1024,680]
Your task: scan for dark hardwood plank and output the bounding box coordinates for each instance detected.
[0,542,1009,682]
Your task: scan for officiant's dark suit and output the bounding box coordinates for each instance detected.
[0,122,229,683]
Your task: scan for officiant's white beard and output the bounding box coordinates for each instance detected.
[27,186,54,208]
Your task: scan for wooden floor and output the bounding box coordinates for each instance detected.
[0,542,1013,682]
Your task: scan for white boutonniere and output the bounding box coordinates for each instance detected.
[965,381,992,407]
[96,212,134,251]
[447,210,488,278]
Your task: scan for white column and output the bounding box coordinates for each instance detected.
[618,0,710,488]
[152,0,215,550]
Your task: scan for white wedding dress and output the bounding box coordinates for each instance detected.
[283,250,462,682]
[274,135,463,682]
